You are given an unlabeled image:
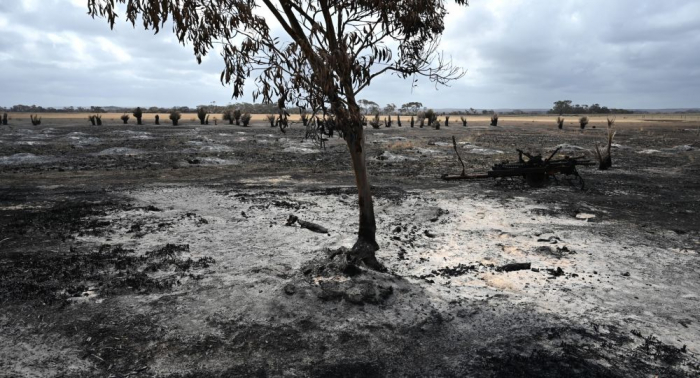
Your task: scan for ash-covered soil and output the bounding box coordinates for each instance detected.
[1,118,700,377]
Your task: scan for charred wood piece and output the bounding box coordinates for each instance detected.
[286,215,329,234]
[496,263,531,272]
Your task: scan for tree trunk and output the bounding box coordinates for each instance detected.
[345,129,385,271]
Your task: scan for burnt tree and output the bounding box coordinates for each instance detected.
[595,125,616,170]
[133,107,143,125]
[223,109,235,124]
[557,116,565,129]
[88,0,467,270]
[300,109,309,126]
[579,116,589,130]
[267,114,276,127]
[169,110,181,126]
[197,107,208,125]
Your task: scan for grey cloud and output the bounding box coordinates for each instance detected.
[439,0,700,108]
[0,0,698,109]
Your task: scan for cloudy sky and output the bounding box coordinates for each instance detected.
[0,0,698,109]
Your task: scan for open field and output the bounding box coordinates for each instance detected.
[6,112,700,126]
[1,117,700,377]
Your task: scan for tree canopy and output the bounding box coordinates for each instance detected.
[401,102,424,114]
[88,0,467,129]
[548,100,633,115]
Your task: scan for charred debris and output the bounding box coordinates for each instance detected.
[443,137,597,189]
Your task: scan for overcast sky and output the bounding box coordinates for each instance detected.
[0,0,698,109]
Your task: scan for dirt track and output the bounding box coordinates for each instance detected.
[1,117,699,377]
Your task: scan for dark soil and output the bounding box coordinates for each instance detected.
[1,117,699,377]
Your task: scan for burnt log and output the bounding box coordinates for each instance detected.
[496,262,532,272]
[286,215,329,234]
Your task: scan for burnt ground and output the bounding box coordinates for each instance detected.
[1,117,699,377]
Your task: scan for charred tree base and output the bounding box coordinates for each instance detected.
[292,247,395,305]
[350,237,386,272]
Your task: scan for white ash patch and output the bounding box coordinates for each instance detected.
[186,138,214,146]
[71,186,700,359]
[611,143,632,150]
[130,134,153,140]
[96,147,145,156]
[174,129,201,137]
[183,157,239,166]
[0,153,56,165]
[282,140,321,154]
[638,145,696,155]
[413,148,445,155]
[462,144,504,155]
[575,213,596,221]
[664,145,695,152]
[553,144,590,153]
[186,140,233,152]
[201,157,238,165]
[375,151,417,162]
[283,146,319,154]
[66,136,102,146]
[112,130,153,140]
[10,129,55,140]
[198,145,232,152]
[374,136,409,144]
[6,129,35,137]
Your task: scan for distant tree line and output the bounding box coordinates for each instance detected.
[0,103,286,114]
[548,100,633,115]
[4,101,646,116]
[354,101,538,116]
